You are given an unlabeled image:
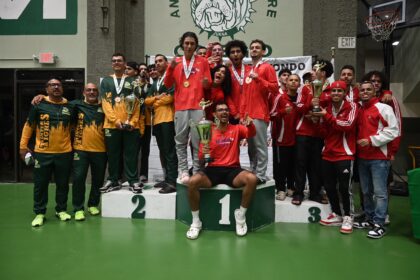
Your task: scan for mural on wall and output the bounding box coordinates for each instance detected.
[190,0,255,39]
[148,0,303,57]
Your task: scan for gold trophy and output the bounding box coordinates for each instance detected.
[191,99,213,163]
[122,93,137,130]
[312,62,326,112]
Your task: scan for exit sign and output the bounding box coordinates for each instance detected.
[338,37,356,49]
[0,0,77,35]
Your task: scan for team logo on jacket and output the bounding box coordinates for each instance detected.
[62,107,70,115]
[191,0,255,39]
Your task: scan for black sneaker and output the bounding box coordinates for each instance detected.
[159,183,176,194]
[367,224,386,239]
[130,182,143,194]
[353,220,374,229]
[153,181,167,189]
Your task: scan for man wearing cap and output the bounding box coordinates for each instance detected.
[312,81,358,234]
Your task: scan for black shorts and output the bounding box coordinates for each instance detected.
[199,166,245,187]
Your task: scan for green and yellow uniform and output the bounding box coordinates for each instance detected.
[145,76,178,186]
[70,99,107,212]
[100,75,142,185]
[20,96,72,215]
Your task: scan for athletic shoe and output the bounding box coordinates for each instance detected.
[340,216,353,234]
[99,180,113,192]
[286,189,294,197]
[234,209,248,237]
[159,183,176,194]
[139,175,148,183]
[56,211,71,221]
[319,213,343,226]
[367,224,386,239]
[87,206,100,216]
[130,182,143,194]
[385,214,391,225]
[186,222,202,240]
[153,181,167,188]
[353,220,374,229]
[74,210,85,221]
[180,172,190,184]
[31,214,45,227]
[105,182,122,193]
[121,181,130,188]
[276,191,286,201]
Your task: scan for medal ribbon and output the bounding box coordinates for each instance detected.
[156,71,166,92]
[183,55,195,80]
[112,74,126,95]
[231,64,245,86]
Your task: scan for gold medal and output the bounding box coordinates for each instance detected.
[245,77,252,84]
[183,81,190,88]
[115,97,121,103]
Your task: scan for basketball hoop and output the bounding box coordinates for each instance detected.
[366,10,399,42]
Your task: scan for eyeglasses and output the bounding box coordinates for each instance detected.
[48,83,62,88]
[85,88,98,92]
[112,59,124,63]
[216,108,229,112]
[331,89,344,93]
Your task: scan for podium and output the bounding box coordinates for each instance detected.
[176,181,275,231]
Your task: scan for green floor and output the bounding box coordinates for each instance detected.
[0,184,419,280]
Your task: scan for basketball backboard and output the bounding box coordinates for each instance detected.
[369,0,406,24]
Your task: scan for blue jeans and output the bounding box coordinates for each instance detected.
[358,159,390,226]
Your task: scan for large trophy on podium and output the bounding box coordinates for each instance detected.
[312,62,326,113]
[191,99,213,163]
[122,93,137,130]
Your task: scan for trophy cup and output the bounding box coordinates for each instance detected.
[312,62,326,113]
[122,93,137,130]
[191,99,213,163]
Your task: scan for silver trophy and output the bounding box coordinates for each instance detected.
[191,99,213,163]
[312,62,326,112]
[122,93,137,130]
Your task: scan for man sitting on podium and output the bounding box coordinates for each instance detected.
[186,102,258,239]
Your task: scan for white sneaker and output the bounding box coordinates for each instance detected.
[319,212,343,226]
[186,222,202,240]
[180,172,190,184]
[234,209,248,237]
[276,191,286,201]
[286,189,294,197]
[340,216,353,234]
[121,181,130,188]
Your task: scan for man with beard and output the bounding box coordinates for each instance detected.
[145,54,178,194]
[241,39,279,184]
[20,78,73,226]
[186,102,257,239]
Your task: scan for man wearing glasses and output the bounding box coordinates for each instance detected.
[100,53,142,194]
[20,78,73,227]
[185,102,258,239]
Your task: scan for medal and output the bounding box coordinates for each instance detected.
[183,81,190,88]
[245,77,252,84]
[115,97,121,103]
[182,55,195,79]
